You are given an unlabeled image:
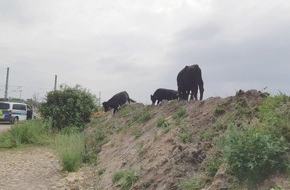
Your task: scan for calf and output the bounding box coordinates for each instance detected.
[151,88,178,105]
[102,91,135,114]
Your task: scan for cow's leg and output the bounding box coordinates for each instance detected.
[192,85,198,100]
[113,107,118,115]
[199,81,204,100]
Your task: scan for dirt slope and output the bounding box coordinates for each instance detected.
[2,90,288,190]
[98,98,220,189]
[89,89,282,190]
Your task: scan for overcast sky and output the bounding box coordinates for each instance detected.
[1,0,289,104]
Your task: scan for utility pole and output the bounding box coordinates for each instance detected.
[99,91,101,106]
[54,75,57,91]
[4,67,9,100]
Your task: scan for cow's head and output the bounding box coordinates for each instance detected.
[102,102,110,112]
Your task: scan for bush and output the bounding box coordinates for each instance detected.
[218,124,289,184]
[40,85,96,130]
[52,132,85,172]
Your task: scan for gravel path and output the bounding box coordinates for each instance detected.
[0,146,63,190]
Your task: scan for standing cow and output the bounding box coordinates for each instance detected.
[151,88,178,105]
[177,64,204,101]
[102,91,135,114]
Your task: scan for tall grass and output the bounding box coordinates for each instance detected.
[0,120,52,148]
[52,132,85,172]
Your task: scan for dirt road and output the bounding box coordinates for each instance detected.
[0,146,96,190]
[0,147,63,190]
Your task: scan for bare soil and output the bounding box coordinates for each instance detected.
[0,146,97,190]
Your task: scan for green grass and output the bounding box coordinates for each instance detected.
[132,107,152,123]
[178,174,207,190]
[173,107,186,125]
[0,120,52,148]
[112,170,139,190]
[156,117,169,128]
[52,132,85,172]
[178,131,190,143]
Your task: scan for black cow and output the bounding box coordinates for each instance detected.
[151,88,178,105]
[102,91,135,114]
[177,64,204,101]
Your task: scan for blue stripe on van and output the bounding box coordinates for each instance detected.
[12,111,27,115]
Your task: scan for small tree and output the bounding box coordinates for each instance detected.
[40,85,96,130]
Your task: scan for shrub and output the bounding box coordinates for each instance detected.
[40,85,96,130]
[52,132,85,172]
[218,124,289,184]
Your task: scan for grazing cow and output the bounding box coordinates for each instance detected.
[177,64,204,101]
[151,88,178,105]
[102,91,136,114]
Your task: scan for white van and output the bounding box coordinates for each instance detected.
[0,101,33,124]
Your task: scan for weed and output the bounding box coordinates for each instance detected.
[84,127,108,157]
[52,132,85,172]
[178,174,207,190]
[90,117,102,125]
[204,154,222,177]
[132,107,152,123]
[199,131,213,141]
[132,127,142,139]
[178,121,191,143]
[173,107,186,119]
[173,107,186,125]
[178,131,190,143]
[156,117,169,128]
[112,170,139,190]
[112,171,124,183]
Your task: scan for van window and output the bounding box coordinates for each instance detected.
[0,103,9,109]
[12,104,26,111]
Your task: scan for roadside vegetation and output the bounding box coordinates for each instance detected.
[178,92,290,189]
[1,90,290,189]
